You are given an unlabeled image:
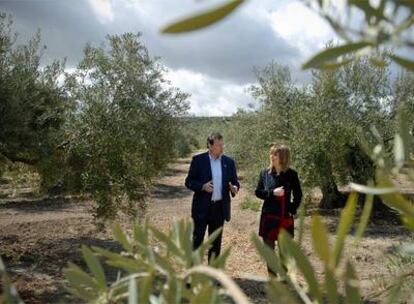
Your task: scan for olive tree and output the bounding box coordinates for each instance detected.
[0,13,72,189]
[63,33,189,222]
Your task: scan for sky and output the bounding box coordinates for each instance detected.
[0,0,340,116]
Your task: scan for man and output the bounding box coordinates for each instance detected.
[185,132,240,262]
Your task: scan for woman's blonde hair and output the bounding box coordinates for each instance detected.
[268,144,291,172]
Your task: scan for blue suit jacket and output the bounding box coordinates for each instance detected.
[185,151,240,222]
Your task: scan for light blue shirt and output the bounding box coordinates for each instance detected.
[209,153,223,201]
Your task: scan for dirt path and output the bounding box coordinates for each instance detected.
[0,155,413,303]
[147,157,267,277]
[147,155,414,302]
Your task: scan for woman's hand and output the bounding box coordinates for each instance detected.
[273,186,285,197]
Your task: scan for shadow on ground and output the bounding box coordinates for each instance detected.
[2,236,122,304]
[0,196,89,213]
[151,183,191,200]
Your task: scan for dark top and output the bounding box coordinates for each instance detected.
[185,151,240,222]
[255,168,302,216]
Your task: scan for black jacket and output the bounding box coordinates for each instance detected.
[255,168,302,216]
[185,152,240,222]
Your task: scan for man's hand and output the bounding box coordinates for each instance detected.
[273,186,285,197]
[229,182,238,195]
[202,180,214,193]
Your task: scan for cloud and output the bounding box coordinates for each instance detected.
[0,0,302,83]
[165,68,256,116]
[269,1,336,57]
[0,0,341,116]
[0,0,107,66]
[88,0,114,24]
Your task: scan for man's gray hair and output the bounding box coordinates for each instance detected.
[206,132,223,148]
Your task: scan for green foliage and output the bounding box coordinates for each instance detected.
[0,256,24,304]
[292,65,354,190]
[2,2,414,304]
[223,112,267,190]
[293,56,393,201]
[65,219,250,304]
[303,1,414,71]
[162,0,245,33]
[222,63,297,190]
[180,116,231,151]
[240,195,261,212]
[393,71,414,155]
[249,193,364,304]
[173,116,230,157]
[0,12,190,221]
[61,33,189,221]
[0,162,41,198]
[0,13,72,191]
[64,2,414,304]
[223,58,394,210]
[161,0,414,71]
[173,128,196,158]
[302,42,372,70]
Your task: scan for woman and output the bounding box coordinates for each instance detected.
[255,144,302,275]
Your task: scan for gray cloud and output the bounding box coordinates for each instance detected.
[0,0,301,84]
[1,0,345,115]
[0,0,108,66]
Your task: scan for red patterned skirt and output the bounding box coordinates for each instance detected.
[259,195,294,241]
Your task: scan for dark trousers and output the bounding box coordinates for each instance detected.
[192,201,224,262]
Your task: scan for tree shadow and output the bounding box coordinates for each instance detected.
[151,183,191,200]
[232,277,268,303]
[0,196,89,213]
[162,167,187,177]
[320,212,411,240]
[175,158,191,165]
[3,236,123,303]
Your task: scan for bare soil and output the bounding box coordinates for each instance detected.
[0,156,413,303]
